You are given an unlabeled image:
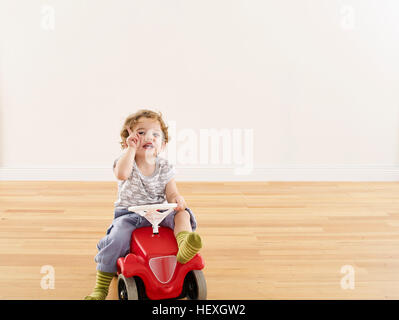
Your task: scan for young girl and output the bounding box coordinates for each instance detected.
[85,109,202,300]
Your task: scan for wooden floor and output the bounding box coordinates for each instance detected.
[0,181,399,299]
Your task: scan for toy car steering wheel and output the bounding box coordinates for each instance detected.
[128,203,178,234]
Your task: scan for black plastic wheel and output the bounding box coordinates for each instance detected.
[185,270,207,300]
[134,276,148,300]
[117,274,139,300]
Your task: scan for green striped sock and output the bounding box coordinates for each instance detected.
[176,231,202,264]
[84,271,115,300]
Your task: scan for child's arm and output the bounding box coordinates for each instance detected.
[114,127,141,180]
[165,178,187,211]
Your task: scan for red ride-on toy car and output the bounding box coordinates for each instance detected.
[116,203,207,300]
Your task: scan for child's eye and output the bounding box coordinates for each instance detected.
[154,133,160,137]
[138,132,145,135]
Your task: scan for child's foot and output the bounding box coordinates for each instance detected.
[176,231,202,264]
[84,271,115,300]
[84,288,109,300]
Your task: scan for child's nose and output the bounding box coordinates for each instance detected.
[145,131,154,141]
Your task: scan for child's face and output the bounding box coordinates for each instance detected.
[132,117,165,160]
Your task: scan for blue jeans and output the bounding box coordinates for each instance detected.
[94,208,197,273]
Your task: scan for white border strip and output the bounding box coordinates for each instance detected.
[0,165,398,181]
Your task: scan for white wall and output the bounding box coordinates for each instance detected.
[1,0,398,181]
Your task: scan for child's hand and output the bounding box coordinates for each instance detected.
[174,195,187,212]
[124,126,141,150]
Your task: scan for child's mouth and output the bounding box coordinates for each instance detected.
[143,143,154,149]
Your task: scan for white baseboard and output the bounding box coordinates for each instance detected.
[0,165,398,181]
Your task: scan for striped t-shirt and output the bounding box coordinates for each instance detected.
[113,155,176,210]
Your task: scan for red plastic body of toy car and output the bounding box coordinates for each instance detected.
[116,226,206,300]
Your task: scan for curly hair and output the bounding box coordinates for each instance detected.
[119,109,170,149]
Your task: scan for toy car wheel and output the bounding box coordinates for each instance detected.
[117,274,139,300]
[185,270,207,300]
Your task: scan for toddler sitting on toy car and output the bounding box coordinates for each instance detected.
[85,109,202,300]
